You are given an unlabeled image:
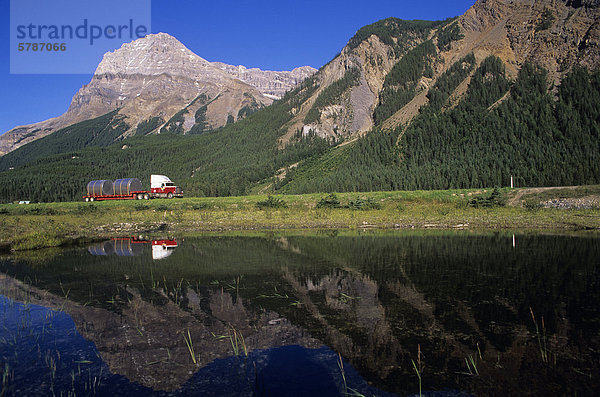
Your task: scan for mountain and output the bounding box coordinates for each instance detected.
[0,33,316,156]
[1,0,600,202]
[277,0,600,193]
[274,0,600,142]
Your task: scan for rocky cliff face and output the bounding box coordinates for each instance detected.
[0,33,316,155]
[460,0,600,81]
[277,0,600,143]
[212,63,317,98]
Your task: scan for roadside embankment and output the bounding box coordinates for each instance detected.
[1,187,599,251]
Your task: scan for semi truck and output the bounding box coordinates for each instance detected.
[83,174,183,201]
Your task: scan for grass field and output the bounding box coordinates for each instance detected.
[1,186,599,251]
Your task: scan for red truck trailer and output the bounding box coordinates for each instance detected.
[83,175,183,201]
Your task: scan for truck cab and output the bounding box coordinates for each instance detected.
[150,175,183,198]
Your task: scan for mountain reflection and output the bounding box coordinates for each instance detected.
[1,231,599,396]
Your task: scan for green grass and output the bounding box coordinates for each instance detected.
[0,187,599,251]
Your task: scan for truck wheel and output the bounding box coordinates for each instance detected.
[85,197,89,202]
[144,194,150,200]
[90,197,95,202]
[167,192,173,199]
[137,194,143,200]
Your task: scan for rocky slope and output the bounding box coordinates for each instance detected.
[459,0,600,80]
[212,63,317,98]
[0,33,316,155]
[268,0,600,143]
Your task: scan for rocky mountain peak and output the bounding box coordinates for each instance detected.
[94,32,211,77]
[0,32,316,155]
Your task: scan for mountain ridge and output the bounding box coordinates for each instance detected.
[0,33,316,156]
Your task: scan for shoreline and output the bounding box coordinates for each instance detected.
[1,187,599,251]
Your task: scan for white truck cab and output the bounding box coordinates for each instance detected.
[150,175,183,198]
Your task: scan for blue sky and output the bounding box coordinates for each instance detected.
[0,0,475,135]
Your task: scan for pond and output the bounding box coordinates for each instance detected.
[0,231,599,396]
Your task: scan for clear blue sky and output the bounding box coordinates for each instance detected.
[0,0,475,135]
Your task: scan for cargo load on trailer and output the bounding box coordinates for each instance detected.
[86,180,113,197]
[113,178,143,196]
[83,175,183,201]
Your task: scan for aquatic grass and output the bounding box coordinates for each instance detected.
[411,344,423,397]
[212,326,248,357]
[1,363,12,397]
[182,329,197,364]
[338,292,361,303]
[229,327,248,357]
[44,350,57,394]
[257,286,290,299]
[337,352,368,396]
[464,354,479,376]
[529,307,549,364]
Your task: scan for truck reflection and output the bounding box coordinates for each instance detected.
[88,237,178,260]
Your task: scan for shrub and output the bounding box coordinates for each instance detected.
[256,195,287,209]
[316,193,342,209]
[134,203,150,211]
[536,8,555,31]
[468,188,505,208]
[347,196,381,210]
[523,199,542,210]
[74,204,98,215]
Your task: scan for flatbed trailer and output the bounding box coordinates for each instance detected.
[83,191,151,201]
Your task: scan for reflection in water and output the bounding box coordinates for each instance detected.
[1,231,599,396]
[0,295,384,396]
[88,237,179,260]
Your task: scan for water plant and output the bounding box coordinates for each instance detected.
[337,353,368,396]
[229,326,247,357]
[182,329,197,364]
[1,363,12,397]
[530,307,549,363]
[411,344,423,397]
[338,292,361,303]
[465,354,479,376]
[212,326,248,357]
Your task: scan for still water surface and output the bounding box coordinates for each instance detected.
[0,231,598,396]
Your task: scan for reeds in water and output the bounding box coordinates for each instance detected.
[529,307,549,363]
[183,329,197,364]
